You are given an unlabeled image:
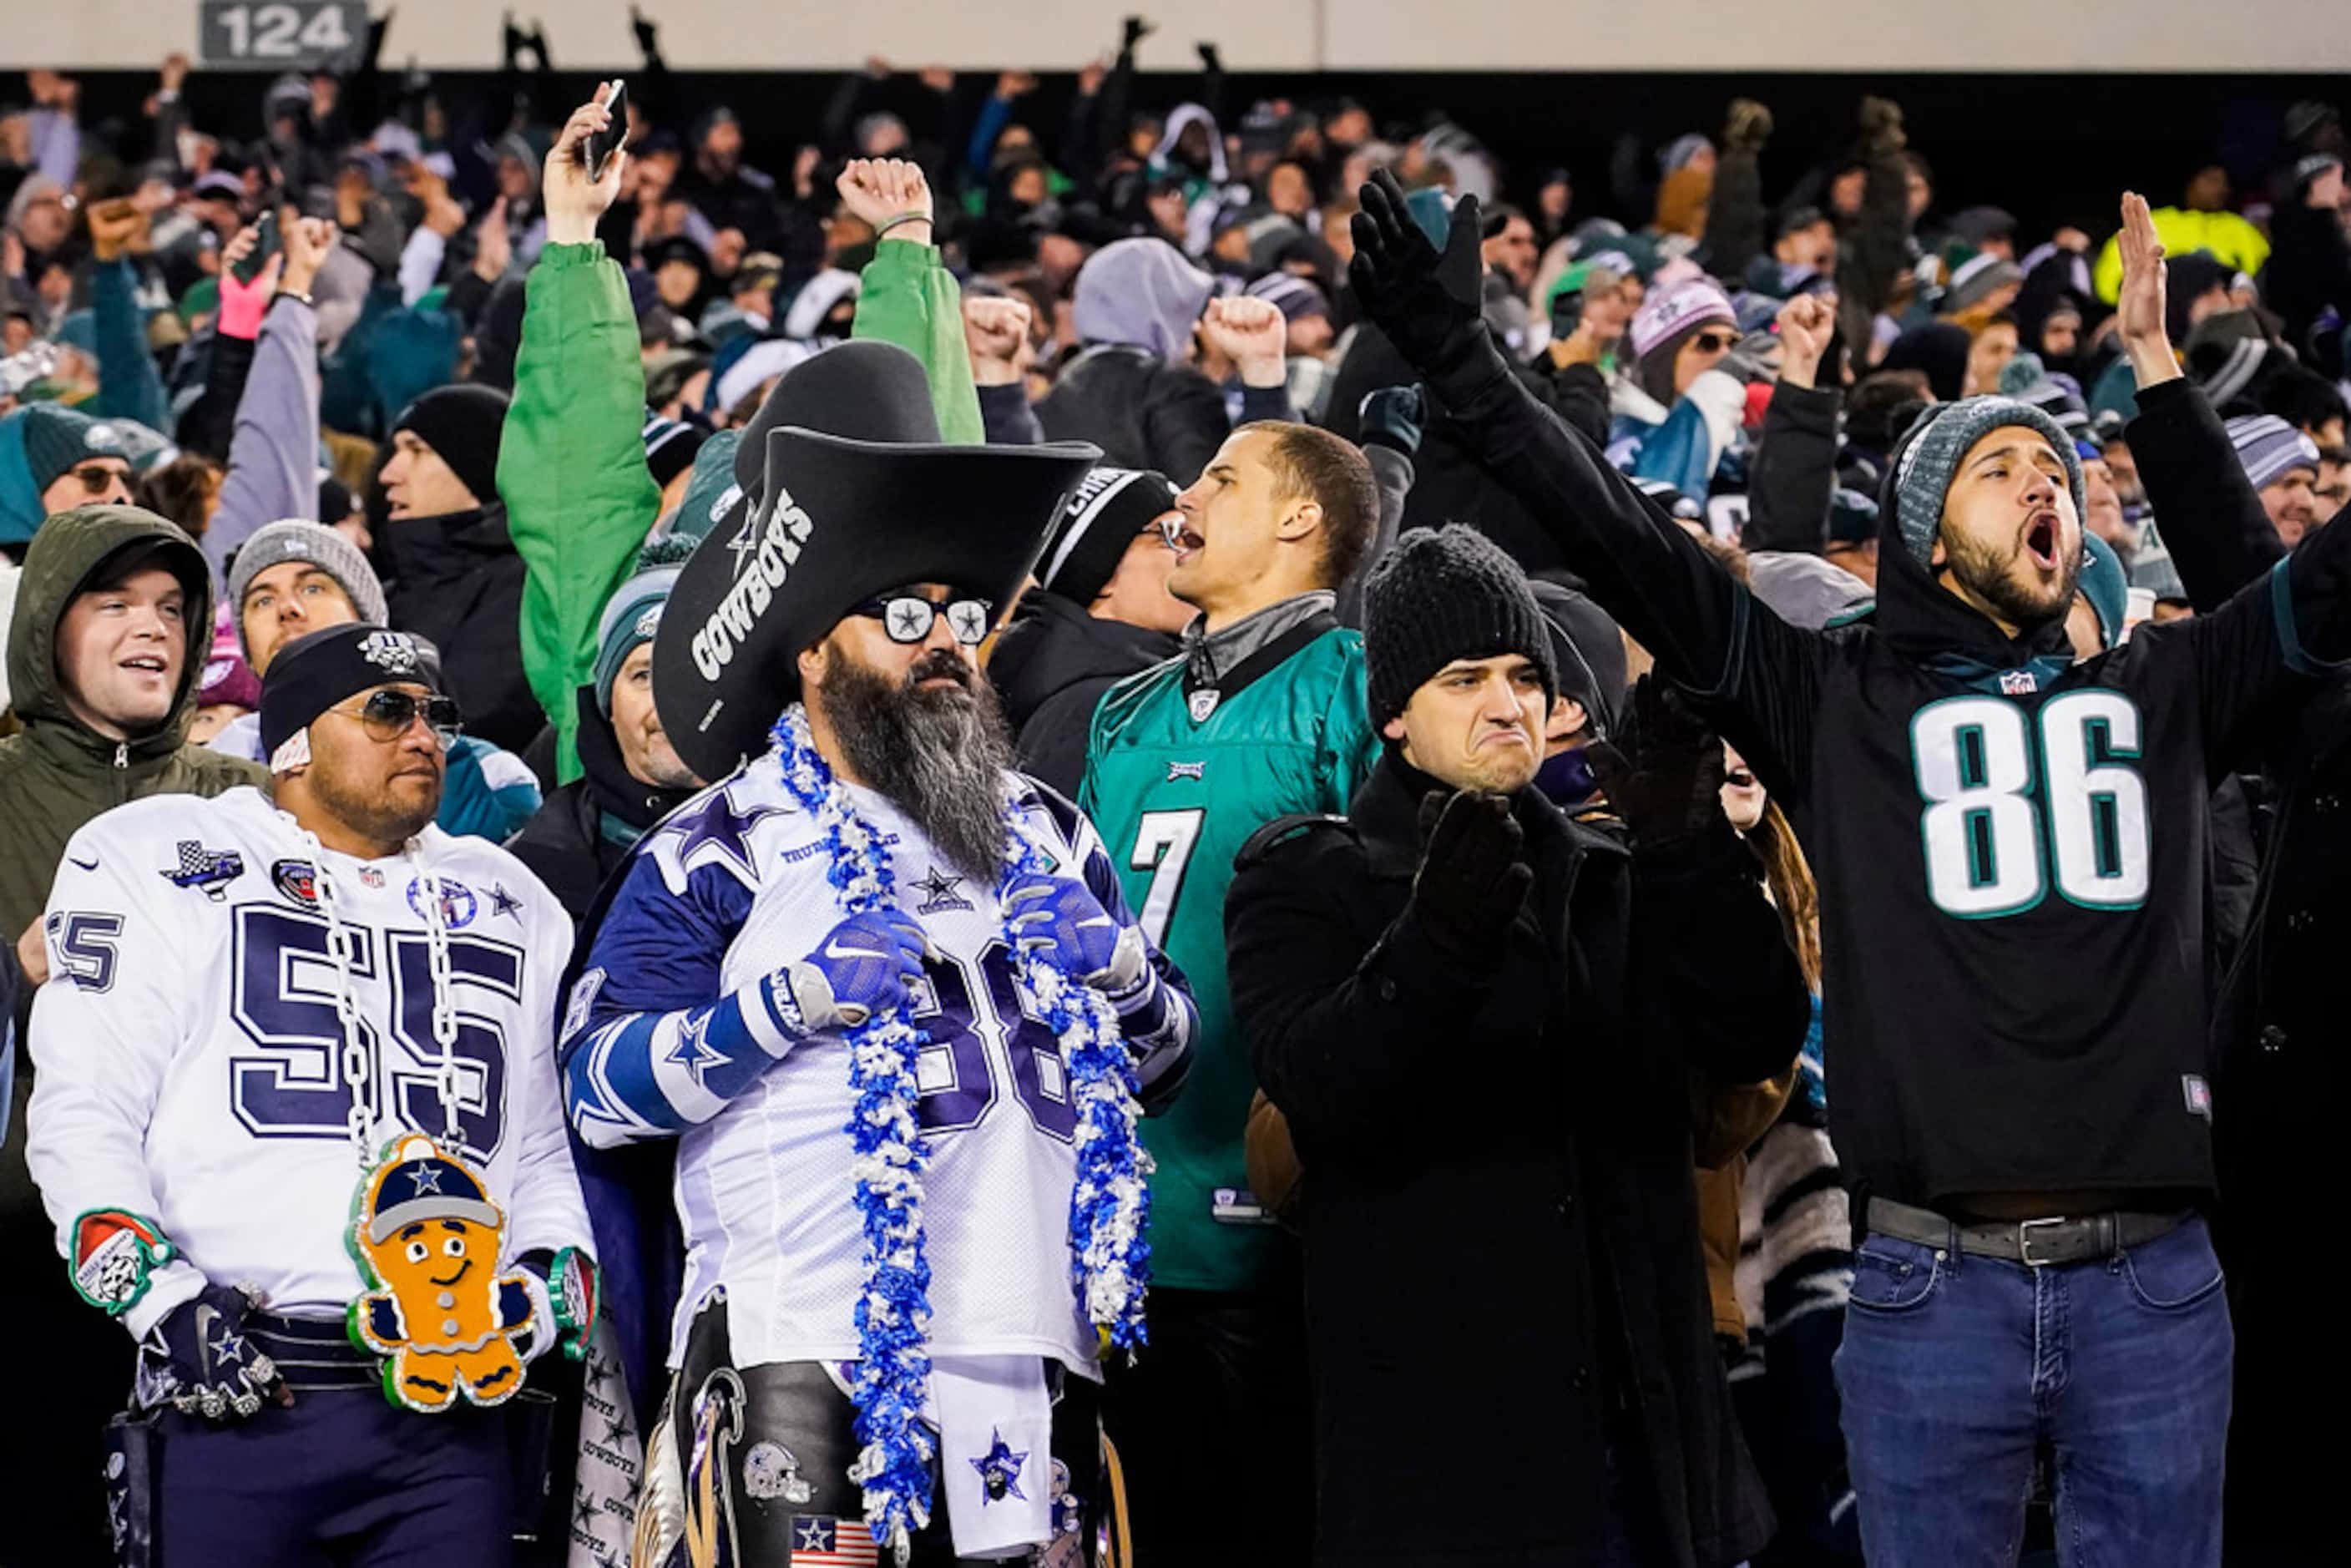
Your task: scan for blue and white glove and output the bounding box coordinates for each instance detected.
[796,908,932,1029]
[1003,874,1147,996]
[146,1284,287,1421]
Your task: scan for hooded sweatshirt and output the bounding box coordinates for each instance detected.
[1377,300,2351,1216]
[1039,242,1228,480]
[0,505,268,945]
[381,498,544,757]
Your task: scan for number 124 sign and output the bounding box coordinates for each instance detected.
[199,1,366,70]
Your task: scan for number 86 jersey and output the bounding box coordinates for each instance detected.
[26,787,592,1338]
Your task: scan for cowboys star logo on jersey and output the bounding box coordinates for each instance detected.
[912,867,972,913]
[356,630,423,674]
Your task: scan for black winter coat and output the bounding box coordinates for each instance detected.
[1740,381,1840,555]
[987,590,1178,798]
[507,690,699,924]
[2126,376,2348,1556]
[1226,754,1801,1568]
[381,502,544,756]
[1036,346,1231,483]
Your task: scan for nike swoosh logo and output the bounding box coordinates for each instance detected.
[193,1303,220,1375]
[823,938,883,963]
[68,854,99,872]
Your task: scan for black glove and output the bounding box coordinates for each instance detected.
[1357,385,1426,457]
[630,3,659,58]
[1585,678,1727,851]
[1122,15,1155,53]
[1196,41,1222,72]
[1407,790,1533,959]
[146,1284,288,1422]
[1724,99,1774,154]
[1348,169,1486,376]
[1858,95,1906,154]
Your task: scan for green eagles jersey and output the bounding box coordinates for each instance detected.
[1079,618,1380,1291]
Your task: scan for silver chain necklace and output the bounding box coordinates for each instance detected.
[297,827,463,1163]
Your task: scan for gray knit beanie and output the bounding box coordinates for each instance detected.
[1891,397,2086,566]
[226,519,389,660]
[1363,525,1558,727]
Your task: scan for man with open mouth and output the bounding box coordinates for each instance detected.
[1352,172,2351,1567]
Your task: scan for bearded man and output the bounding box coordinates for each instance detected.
[561,341,1196,1565]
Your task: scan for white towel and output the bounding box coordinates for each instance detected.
[933,1356,1054,1559]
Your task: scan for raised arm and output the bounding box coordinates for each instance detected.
[204,216,331,587]
[1741,293,1842,554]
[840,159,987,445]
[1348,171,1825,788]
[85,203,171,434]
[2113,190,2287,609]
[501,84,664,783]
[965,294,1044,445]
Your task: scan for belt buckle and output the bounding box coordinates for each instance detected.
[2017,1216,2069,1267]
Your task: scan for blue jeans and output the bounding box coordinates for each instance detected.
[1834,1216,2231,1567]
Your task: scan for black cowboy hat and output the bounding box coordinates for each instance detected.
[652,340,1100,782]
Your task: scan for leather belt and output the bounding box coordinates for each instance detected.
[1867,1196,2188,1268]
[244,1311,382,1392]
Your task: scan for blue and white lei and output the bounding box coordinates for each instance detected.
[770,705,1153,1555]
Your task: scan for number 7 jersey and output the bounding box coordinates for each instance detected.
[26,787,591,1337]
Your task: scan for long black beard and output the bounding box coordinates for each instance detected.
[815,648,1015,883]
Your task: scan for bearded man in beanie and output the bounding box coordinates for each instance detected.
[378,382,543,754]
[1353,172,2351,1565]
[988,465,1187,796]
[1225,525,1802,1567]
[563,340,1194,1563]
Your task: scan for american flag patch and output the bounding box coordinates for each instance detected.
[788,1515,878,1565]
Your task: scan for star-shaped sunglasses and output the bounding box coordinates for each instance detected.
[850,593,994,647]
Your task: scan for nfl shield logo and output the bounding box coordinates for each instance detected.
[1999,669,2038,696]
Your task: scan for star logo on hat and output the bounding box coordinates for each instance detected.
[726,513,761,576]
[405,1161,444,1196]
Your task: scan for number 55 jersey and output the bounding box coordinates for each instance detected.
[26,787,593,1338]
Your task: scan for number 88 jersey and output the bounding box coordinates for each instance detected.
[25,787,592,1336]
[568,764,1191,1379]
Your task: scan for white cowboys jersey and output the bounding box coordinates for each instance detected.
[568,757,1191,1379]
[28,787,592,1338]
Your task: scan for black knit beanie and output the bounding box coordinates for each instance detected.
[1037,466,1181,604]
[391,383,511,510]
[1363,525,1558,726]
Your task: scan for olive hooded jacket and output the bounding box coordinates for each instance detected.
[0,504,268,946]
